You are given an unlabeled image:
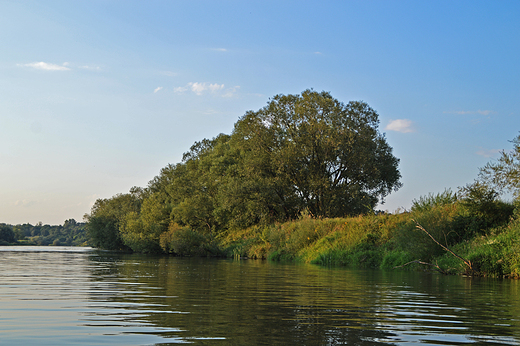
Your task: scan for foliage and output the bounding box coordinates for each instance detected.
[231,90,402,219]
[160,223,221,257]
[442,183,514,246]
[119,191,171,253]
[393,205,461,262]
[0,220,88,246]
[411,189,457,213]
[85,90,402,253]
[435,217,520,278]
[84,190,142,250]
[217,194,517,277]
[0,224,15,244]
[380,250,415,270]
[74,116,520,278]
[457,182,514,227]
[478,133,520,198]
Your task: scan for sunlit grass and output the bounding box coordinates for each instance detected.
[207,199,520,277]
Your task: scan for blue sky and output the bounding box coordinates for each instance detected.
[1,0,519,225]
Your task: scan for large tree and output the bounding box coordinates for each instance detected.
[230,90,402,218]
[85,90,403,252]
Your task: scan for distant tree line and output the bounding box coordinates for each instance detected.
[85,90,402,254]
[0,219,88,246]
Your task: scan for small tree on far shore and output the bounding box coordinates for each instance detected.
[0,224,15,244]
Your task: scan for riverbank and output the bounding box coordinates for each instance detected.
[83,181,520,278]
[216,201,520,278]
[0,220,88,246]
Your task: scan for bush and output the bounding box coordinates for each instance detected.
[411,189,457,213]
[467,246,505,277]
[278,217,331,256]
[393,205,460,262]
[459,182,514,223]
[160,223,220,256]
[345,246,383,268]
[311,250,344,266]
[268,249,295,262]
[447,183,516,242]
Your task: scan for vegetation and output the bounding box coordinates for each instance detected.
[217,185,519,278]
[81,90,520,278]
[0,224,16,245]
[479,134,520,198]
[86,90,402,253]
[3,90,515,278]
[0,219,88,246]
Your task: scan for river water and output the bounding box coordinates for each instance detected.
[0,247,519,345]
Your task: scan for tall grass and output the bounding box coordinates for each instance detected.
[216,194,519,277]
[219,212,411,267]
[436,217,520,277]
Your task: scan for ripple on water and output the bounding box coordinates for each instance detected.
[1,250,519,345]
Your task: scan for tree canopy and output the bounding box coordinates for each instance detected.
[231,90,401,218]
[0,224,15,244]
[85,90,402,252]
[479,133,520,198]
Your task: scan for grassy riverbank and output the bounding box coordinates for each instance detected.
[216,198,520,278]
[87,187,520,278]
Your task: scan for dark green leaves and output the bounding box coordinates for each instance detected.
[231,89,401,218]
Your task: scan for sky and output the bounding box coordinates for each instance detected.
[1,0,519,225]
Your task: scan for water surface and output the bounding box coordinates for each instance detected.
[1,247,519,345]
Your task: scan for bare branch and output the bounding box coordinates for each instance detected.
[393,260,448,275]
[412,219,472,271]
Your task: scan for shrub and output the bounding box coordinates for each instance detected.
[393,204,460,262]
[346,246,383,268]
[411,189,457,213]
[459,182,514,224]
[467,246,505,277]
[447,182,516,242]
[160,223,220,256]
[311,250,344,266]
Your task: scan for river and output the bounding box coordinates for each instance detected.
[0,246,519,345]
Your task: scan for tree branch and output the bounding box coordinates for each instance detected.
[412,219,472,271]
[393,260,448,275]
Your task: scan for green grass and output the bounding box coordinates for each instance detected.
[216,200,520,278]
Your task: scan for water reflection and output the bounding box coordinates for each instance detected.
[85,256,398,345]
[85,254,520,345]
[0,248,519,345]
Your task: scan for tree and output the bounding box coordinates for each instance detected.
[85,190,142,250]
[172,135,231,232]
[230,90,402,218]
[479,133,520,199]
[0,224,16,244]
[120,192,170,253]
[84,90,403,252]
